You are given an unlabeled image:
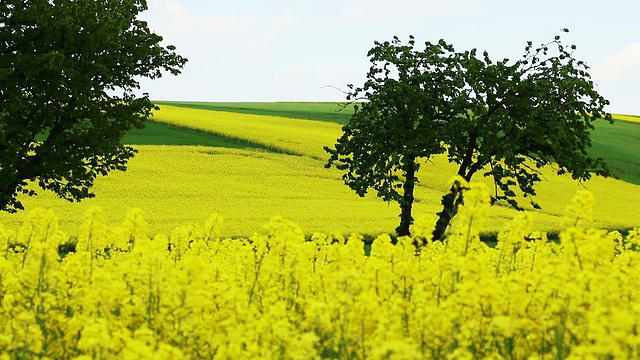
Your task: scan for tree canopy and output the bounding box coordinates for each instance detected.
[0,0,187,212]
[325,31,611,240]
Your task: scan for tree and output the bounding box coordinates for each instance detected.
[0,0,187,212]
[324,36,468,236]
[325,30,611,241]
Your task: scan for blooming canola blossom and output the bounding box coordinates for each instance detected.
[0,186,639,358]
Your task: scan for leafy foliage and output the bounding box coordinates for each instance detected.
[0,0,187,212]
[325,30,612,240]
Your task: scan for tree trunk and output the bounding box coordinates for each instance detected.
[432,127,482,241]
[0,158,39,213]
[432,179,465,241]
[0,193,11,213]
[0,177,24,213]
[395,158,416,237]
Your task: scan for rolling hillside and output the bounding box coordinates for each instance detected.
[2,102,638,237]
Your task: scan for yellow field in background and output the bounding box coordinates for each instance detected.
[150,105,640,233]
[613,113,640,123]
[152,105,342,159]
[0,144,638,237]
[0,147,403,236]
[0,105,637,236]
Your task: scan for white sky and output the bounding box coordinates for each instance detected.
[138,0,640,115]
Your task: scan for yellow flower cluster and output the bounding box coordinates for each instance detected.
[1,184,638,359]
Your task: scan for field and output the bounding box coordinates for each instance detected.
[2,181,640,358]
[1,103,639,238]
[589,120,640,184]
[154,101,355,124]
[1,102,640,358]
[610,113,640,124]
[122,120,267,150]
[1,104,639,237]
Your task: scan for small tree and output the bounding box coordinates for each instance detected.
[325,36,467,236]
[325,30,611,240]
[0,0,187,212]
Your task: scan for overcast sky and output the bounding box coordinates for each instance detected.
[138,0,640,115]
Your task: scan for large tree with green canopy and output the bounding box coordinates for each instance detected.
[325,30,611,240]
[0,0,187,212]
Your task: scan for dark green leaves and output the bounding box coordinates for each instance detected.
[325,38,467,200]
[327,31,611,240]
[0,0,187,212]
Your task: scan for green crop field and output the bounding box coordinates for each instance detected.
[590,120,640,185]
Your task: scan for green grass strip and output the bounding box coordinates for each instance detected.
[123,120,295,155]
[589,120,640,185]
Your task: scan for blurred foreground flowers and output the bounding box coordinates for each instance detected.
[0,183,638,359]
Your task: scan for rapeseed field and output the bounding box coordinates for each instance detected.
[1,102,639,358]
[1,105,638,238]
[612,113,640,124]
[1,184,638,358]
[151,105,341,159]
[0,144,638,238]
